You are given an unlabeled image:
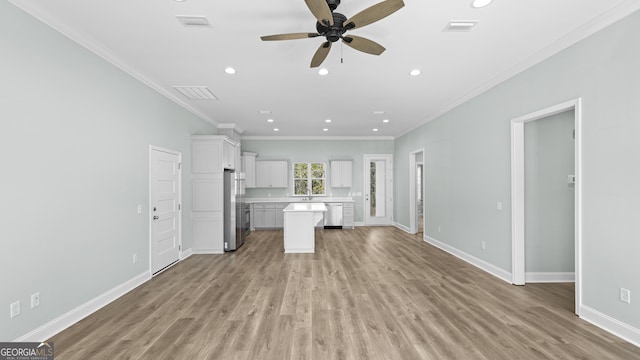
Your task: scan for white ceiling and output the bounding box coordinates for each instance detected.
[9,0,640,138]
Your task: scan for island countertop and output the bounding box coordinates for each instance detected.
[283,203,328,212]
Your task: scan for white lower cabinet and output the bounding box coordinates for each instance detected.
[191,212,224,253]
[343,202,355,229]
[251,202,289,229]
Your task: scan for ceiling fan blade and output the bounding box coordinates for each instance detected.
[310,42,332,68]
[261,33,320,41]
[342,35,385,55]
[304,0,334,26]
[344,0,405,30]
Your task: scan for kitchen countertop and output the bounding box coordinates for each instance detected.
[283,203,328,212]
[245,197,354,203]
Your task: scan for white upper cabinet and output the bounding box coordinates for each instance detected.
[331,160,352,188]
[222,140,236,170]
[242,152,257,188]
[256,160,288,188]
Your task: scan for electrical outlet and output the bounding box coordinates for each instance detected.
[137,205,143,214]
[133,253,138,264]
[481,241,486,250]
[31,292,40,308]
[620,288,631,304]
[10,301,20,318]
[438,226,442,233]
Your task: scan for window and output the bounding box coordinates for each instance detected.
[293,162,326,196]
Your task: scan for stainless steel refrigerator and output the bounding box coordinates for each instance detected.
[224,169,247,251]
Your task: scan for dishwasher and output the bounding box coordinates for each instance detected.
[324,203,343,229]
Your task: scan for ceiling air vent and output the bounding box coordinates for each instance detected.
[176,15,210,27]
[173,86,218,100]
[444,20,478,32]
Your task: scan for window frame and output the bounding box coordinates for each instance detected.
[292,162,327,196]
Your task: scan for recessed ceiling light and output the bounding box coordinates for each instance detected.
[373,128,379,132]
[471,0,492,8]
[224,67,236,75]
[373,111,385,115]
[267,119,274,123]
[174,0,186,2]
[318,68,329,76]
[323,128,329,132]
[273,128,279,132]
[383,119,390,123]
[325,119,332,123]
[409,69,421,76]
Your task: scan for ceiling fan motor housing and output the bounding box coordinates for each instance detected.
[316,12,347,42]
[326,0,341,11]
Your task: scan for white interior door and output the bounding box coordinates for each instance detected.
[150,146,181,274]
[364,154,393,225]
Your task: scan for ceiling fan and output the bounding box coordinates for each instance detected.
[261,0,405,68]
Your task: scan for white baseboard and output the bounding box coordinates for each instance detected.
[191,250,224,255]
[354,222,365,227]
[423,235,512,283]
[15,272,151,342]
[580,305,640,348]
[394,222,411,233]
[525,272,575,283]
[181,248,193,259]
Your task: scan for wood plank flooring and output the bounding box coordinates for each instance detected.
[50,227,640,359]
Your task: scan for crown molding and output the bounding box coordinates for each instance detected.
[397,0,640,139]
[241,135,395,141]
[8,0,219,128]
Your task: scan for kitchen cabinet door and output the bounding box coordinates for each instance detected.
[331,160,352,188]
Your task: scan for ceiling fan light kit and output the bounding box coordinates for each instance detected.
[261,0,405,68]
[471,0,493,8]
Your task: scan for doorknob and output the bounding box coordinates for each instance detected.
[153,216,159,220]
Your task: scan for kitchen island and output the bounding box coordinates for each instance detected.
[282,203,327,253]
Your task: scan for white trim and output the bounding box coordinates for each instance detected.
[354,221,366,227]
[241,136,395,141]
[408,149,424,234]
[395,0,640,139]
[510,98,583,316]
[580,306,640,348]
[14,272,150,342]
[423,235,512,283]
[525,272,575,283]
[181,248,193,260]
[192,250,224,255]
[394,222,411,233]
[363,154,394,225]
[149,145,183,276]
[7,1,218,128]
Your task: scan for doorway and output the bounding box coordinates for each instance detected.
[149,146,182,275]
[364,154,393,225]
[510,99,582,315]
[409,149,424,234]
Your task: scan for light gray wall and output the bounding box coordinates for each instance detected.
[241,139,394,223]
[0,2,216,341]
[524,111,575,273]
[394,9,640,331]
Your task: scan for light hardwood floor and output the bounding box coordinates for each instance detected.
[50,227,640,359]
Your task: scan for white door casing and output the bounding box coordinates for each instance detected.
[150,146,182,275]
[409,150,424,234]
[364,154,393,225]
[510,98,582,316]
